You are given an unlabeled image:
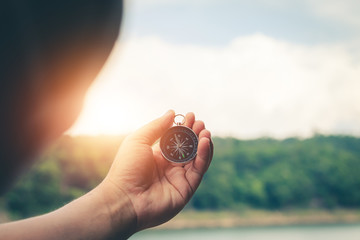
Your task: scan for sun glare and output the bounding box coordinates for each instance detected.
[67,49,137,137]
[68,86,126,136]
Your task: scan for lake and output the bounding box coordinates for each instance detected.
[130,224,360,240]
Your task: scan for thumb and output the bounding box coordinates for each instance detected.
[130,110,175,145]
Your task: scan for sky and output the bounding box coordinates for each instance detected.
[69,0,360,139]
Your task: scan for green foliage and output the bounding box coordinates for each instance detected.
[5,159,63,218]
[2,134,360,219]
[1,135,123,219]
[192,135,360,210]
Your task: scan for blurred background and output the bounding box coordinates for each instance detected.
[2,0,360,239]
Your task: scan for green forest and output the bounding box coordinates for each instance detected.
[1,134,360,220]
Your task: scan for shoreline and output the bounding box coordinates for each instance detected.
[155,209,360,230]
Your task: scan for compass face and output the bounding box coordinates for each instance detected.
[160,126,198,163]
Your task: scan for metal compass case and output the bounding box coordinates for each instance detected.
[160,114,199,164]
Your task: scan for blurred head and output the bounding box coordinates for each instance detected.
[0,0,123,194]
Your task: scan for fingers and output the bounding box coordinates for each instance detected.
[184,128,211,170]
[184,112,204,136]
[130,110,175,145]
[194,129,213,172]
[199,129,213,167]
[184,112,195,129]
[192,120,205,136]
[185,136,212,193]
[199,129,211,139]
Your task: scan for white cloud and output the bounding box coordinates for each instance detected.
[70,33,360,138]
[305,0,360,27]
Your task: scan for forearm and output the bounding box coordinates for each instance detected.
[0,183,137,240]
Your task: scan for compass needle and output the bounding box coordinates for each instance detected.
[175,134,181,144]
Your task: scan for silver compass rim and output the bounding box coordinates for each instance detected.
[160,125,198,164]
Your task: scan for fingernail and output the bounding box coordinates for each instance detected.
[163,110,174,117]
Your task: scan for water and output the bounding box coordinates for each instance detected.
[130,224,360,240]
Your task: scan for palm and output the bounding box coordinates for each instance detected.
[151,144,191,203]
[119,142,191,229]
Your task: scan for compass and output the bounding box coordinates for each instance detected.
[160,114,198,164]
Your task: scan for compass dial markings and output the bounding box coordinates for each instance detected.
[160,126,198,163]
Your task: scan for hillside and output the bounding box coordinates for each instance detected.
[1,134,360,220]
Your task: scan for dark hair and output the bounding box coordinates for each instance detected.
[0,0,123,194]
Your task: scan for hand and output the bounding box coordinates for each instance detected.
[102,110,213,231]
[0,111,213,240]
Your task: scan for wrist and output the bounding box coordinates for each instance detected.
[96,179,138,239]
